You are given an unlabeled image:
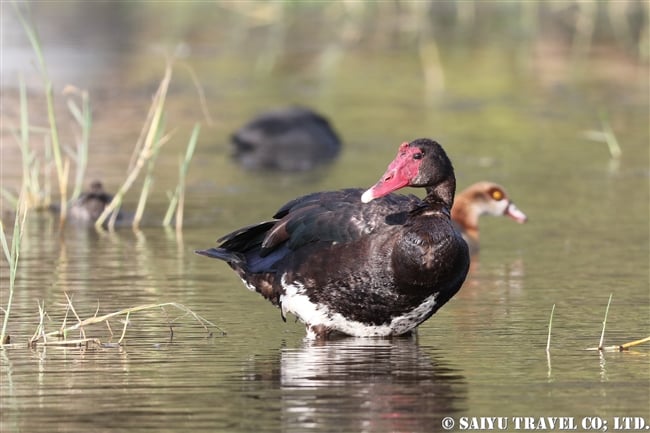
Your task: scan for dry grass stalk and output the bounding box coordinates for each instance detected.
[94,61,174,230]
[133,126,173,229]
[63,86,92,202]
[14,3,69,222]
[587,336,650,353]
[26,295,222,349]
[181,62,215,127]
[598,293,613,350]
[584,294,650,352]
[0,193,28,344]
[618,336,650,350]
[546,304,555,352]
[28,300,48,346]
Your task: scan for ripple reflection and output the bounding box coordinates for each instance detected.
[243,337,467,433]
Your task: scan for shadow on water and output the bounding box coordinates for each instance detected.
[236,337,466,433]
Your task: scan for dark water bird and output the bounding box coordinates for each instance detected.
[197,138,470,339]
[67,181,122,224]
[451,181,528,253]
[230,106,342,171]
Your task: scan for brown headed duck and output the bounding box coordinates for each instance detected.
[451,181,527,253]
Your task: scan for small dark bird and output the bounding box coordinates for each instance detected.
[230,106,342,171]
[197,138,470,339]
[68,181,121,223]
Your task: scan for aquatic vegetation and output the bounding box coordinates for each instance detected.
[0,196,27,345]
[95,60,174,230]
[163,123,201,231]
[546,295,650,353]
[9,4,205,232]
[25,293,223,349]
[13,4,70,221]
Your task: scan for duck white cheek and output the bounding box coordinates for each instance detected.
[486,200,509,217]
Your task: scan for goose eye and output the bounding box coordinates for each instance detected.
[413,153,423,160]
[490,189,504,201]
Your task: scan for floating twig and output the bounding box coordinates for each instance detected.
[588,336,650,352]
[619,336,650,350]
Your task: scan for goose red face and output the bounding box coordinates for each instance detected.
[361,142,424,203]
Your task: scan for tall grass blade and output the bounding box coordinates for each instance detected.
[182,63,215,126]
[18,76,34,203]
[65,88,92,201]
[133,117,168,229]
[14,3,67,220]
[170,124,200,231]
[163,187,179,228]
[598,293,613,350]
[1,194,28,344]
[599,115,622,160]
[163,123,201,231]
[95,62,173,230]
[546,304,555,352]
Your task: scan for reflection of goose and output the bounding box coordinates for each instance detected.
[279,338,466,433]
[230,106,342,172]
[197,139,469,339]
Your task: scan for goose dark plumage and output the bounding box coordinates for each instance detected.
[230,106,341,172]
[197,138,470,339]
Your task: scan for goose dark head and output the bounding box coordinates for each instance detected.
[361,138,456,207]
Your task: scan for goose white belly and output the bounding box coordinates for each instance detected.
[279,274,438,339]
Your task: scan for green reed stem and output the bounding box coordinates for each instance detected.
[65,89,92,201]
[175,124,200,231]
[18,76,33,199]
[14,3,67,220]
[163,190,179,228]
[1,196,28,345]
[163,124,200,230]
[599,113,622,159]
